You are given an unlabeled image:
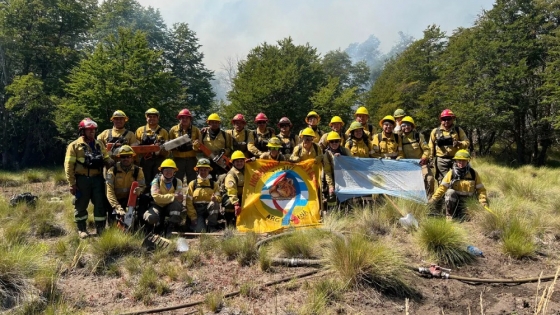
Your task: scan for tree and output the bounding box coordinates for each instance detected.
[60,28,182,137]
[164,23,215,123]
[227,37,326,132]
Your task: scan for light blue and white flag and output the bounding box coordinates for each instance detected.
[333,156,428,204]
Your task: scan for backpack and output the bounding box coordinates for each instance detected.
[279,133,297,155]
[402,132,421,146]
[151,173,178,192]
[107,129,129,143]
[141,126,162,145]
[297,142,320,157]
[435,126,461,147]
[252,127,275,152]
[376,133,400,145]
[201,129,227,143]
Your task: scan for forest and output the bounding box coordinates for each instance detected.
[0,0,559,168]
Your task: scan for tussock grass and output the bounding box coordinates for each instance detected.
[0,171,23,187]
[239,281,259,299]
[353,203,400,238]
[417,218,474,267]
[23,169,48,183]
[258,246,272,272]
[123,256,143,275]
[133,266,170,305]
[199,233,220,257]
[221,232,258,266]
[272,230,323,259]
[328,234,417,298]
[180,249,203,268]
[89,227,144,272]
[204,290,224,313]
[50,169,67,186]
[300,279,343,315]
[501,217,536,259]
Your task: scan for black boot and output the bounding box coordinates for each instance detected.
[77,221,88,239]
[95,221,106,236]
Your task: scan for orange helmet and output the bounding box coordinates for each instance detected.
[177,109,192,119]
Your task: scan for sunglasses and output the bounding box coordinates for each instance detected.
[279,124,290,128]
[120,155,133,159]
[257,121,267,125]
[329,140,340,144]
[441,117,453,121]
[303,136,314,141]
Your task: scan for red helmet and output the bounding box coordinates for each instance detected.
[231,113,246,124]
[440,109,456,120]
[255,112,268,123]
[177,109,192,119]
[277,117,292,127]
[78,118,98,130]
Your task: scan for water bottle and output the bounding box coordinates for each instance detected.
[467,245,484,257]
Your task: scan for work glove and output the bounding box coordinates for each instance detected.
[133,187,143,195]
[385,156,392,160]
[246,157,256,163]
[115,206,126,216]
[234,203,241,216]
[419,158,428,166]
[174,193,184,203]
[396,156,402,161]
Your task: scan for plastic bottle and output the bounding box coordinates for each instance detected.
[467,245,484,257]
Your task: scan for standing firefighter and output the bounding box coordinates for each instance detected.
[143,159,183,235]
[186,158,221,232]
[393,109,407,135]
[97,110,138,158]
[259,137,287,161]
[227,114,251,158]
[194,113,233,179]
[65,118,114,238]
[319,116,346,150]
[299,111,323,143]
[429,150,488,220]
[400,116,434,197]
[276,117,299,159]
[105,145,146,225]
[371,115,404,160]
[347,106,375,141]
[223,151,247,227]
[345,122,372,158]
[323,131,351,209]
[248,112,276,158]
[135,108,169,186]
[429,109,469,183]
[290,127,323,163]
[169,109,201,185]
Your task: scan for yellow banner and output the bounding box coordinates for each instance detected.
[237,159,322,233]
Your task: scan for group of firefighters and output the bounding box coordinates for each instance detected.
[64,106,488,238]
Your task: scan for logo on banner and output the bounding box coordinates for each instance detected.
[260,170,309,226]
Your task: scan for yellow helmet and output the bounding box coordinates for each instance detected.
[326,131,341,142]
[305,111,321,124]
[206,113,221,123]
[145,108,159,117]
[111,110,128,122]
[267,137,283,149]
[354,106,369,116]
[393,108,406,118]
[329,116,344,127]
[231,150,246,161]
[347,121,364,132]
[401,116,415,128]
[117,145,136,157]
[300,127,316,138]
[453,150,471,160]
[379,115,396,127]
[194,158,213,171]
[159,159,178,171]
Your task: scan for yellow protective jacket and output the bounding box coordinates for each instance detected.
[168,124,201,158]
[195,128,233,156]
[323,147,352,190]
[277,132,299,158]
[225,167,244,206]
[150,174,183,207]
[105,163,146,209]
[344,137,372,158]
[259,151,287,161]
[248,127,276,157]
[227,128,251,157]
[135,124,169,158]
[97,128,138,147]
[429,125,469,158]
[65,137,111,186]
[402,131,430,159]
[289,142,323,163]
[319,131,347,151]
[371,132,404,159]
[299,127,324,143]
[432,168,488,206]
[186,176,221,220]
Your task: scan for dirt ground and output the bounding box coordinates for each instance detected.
[4,182,560,315]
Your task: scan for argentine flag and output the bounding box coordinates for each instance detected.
[333,156,428,204]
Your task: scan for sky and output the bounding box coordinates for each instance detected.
[136,0,496,72]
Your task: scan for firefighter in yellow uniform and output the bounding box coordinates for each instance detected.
[400,116,434,197]
[346,106,375,141]
[135,108,169,186]
[298,111,323,143]
[227,114,251,158]
[276,117,299,159]
[143,159,183,235]
[223,151,246,227]
[105,145,146,222]
[429,109,470,182]
[248,112,276,158]
[97,110,138,158]
[345,122,372,158]
[322,132,352,208]
[393,108,407,135]
[65,118,113,238]
[319,116,346,150]
[429,150,488,220]
[290,127,323,163]
[169,109,201,185]
[371,115,404,160]
[186,158,221,232]
[259,137,287,161]
[193,113,233,178]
